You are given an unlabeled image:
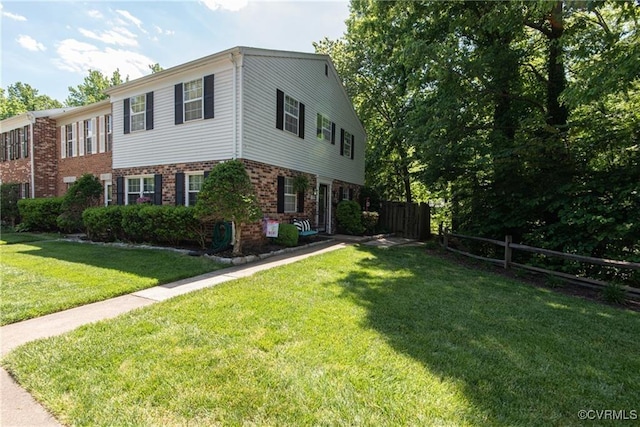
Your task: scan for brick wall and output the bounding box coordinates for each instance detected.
[57,152,113,197]
[33,118,58,197]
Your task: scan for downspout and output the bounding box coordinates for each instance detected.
[27,113,35,198]
[237,54,244,159]
[229,53,238,160]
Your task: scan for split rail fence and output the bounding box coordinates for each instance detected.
[442,232,640,298]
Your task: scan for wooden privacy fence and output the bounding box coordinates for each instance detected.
[378,201,430,240]
[442,232,640,298]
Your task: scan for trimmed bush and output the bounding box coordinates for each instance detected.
[336,200,365,235]
[138,205,202,246]
[17,197,64,231]
[362,211,380,235]
[57,174,103,233]
[83,206,124,242]
[120,205,147,242]
[274,223,299,247]
[0,183,21,226]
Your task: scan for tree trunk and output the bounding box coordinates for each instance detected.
[232,222,242,256]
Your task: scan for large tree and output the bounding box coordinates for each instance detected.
[65,69,127,107]
[0,83,62,119]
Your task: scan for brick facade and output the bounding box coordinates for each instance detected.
[33,118,58,197]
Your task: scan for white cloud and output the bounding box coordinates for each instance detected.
[154,25,175,36]
[115,9,146,33]
[201,0,249,12]
[87,10,103,19]
[3,10,27,21]
[17,35,46,51]
[53,38,154,80]
[78,27,138,47]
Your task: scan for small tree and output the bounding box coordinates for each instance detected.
[57,173,103,232]
[0,183,21,226]
[195,160,262,256]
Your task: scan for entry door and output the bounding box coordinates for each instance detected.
[318,184,329,232]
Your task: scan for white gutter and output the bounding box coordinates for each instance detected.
[238,54,244,159]
[27,113,35,198]
[230,53,238,159]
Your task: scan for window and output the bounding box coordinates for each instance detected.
[66,124,74,158]
[276,89,305,138]
[284,177,297,213]
[130,95,146,132]
[186,174,204,206]
[105,182,113,206]
[184,79,203,121]
[8,130,14,160]
[21,182,30,199]
[22,126,29,158]
[317,113,333,142]
[16,128,22,158]
[126,176,154,205]
[106,114,113,151]
[341,128,354,159]
[84,120,93,154]
[343,187,350,201]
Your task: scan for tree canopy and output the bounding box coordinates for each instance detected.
[320,0,639,279]
[0,83,63,120]
[65,69,127,107]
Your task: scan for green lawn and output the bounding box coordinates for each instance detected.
[3,246,639,426]
[0,234,225,325]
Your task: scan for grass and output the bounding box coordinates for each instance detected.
[3,245,640,426]
[0,233,226,325]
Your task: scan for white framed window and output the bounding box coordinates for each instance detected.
[184,79,203,122]
[284,176,297,213]
[343,187,350,201]
[84,120,93,154]
[284,95,299,135]
[343,130,353,158]
[317,113,332,142]
[130,95,146,132]
[186,173,204,206]
[126,176,154,205]
[65,124,74,158]
[104,182,113,206]
[21,182,30,199]
[106,114,113,151]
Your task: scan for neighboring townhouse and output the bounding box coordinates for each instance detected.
[52,100,114,203]
[0,108,71,198]
[106,46,366,243]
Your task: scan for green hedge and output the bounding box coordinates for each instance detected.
[0,183,21,226]
[17,197,64,231]
[83,205,209,249]
[274,223,299,247]
[336,200,365,235]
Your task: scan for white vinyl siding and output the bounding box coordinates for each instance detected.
[241,54,366,186]
[112,65,234,168]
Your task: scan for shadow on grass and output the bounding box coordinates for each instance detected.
[339,246,640,426]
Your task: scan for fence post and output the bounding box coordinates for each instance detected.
[504,235,512,269]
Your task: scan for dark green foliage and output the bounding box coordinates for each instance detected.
[361,211,379,235]
[274,223,299,247]
[82,205,209,249]
[0,183,21,226]
[17,198,63,231]
[57,174,103,233]
[358,186,382,212]
[195,160,262,256]
[336,200,365,235]
[601,283,627,305]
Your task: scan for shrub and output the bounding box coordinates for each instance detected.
[17,197,63,231]
[138,205,202,246]
[57,174,103,233]
[602,283,626,305]
[274,223,299,247]
[83,206,123,242]
[0,183,21,226]
[120,205,146,242]
[336,200,365,235]
[361,211,380,235]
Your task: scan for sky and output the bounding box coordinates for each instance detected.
[0,0,350,103]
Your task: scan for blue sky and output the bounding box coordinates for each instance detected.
[1,0,350,103]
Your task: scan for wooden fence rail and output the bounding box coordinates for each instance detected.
[442,232,640,298]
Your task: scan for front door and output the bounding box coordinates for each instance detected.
[318,184,329,232]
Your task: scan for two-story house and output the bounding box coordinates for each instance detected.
[106,46,366,242]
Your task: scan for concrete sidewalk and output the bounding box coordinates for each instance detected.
[0,236,416,426]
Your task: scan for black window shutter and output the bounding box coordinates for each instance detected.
[276,89,284,130]
[23,126,29,158]
[351,134,355,160]
[349,188,354,200]
[297,191,305,213]
[175,172,185,206]
[339,187,344,201]
[316,114,322,139]
[331,122,336,145]
[204,74,215,119]
[124,99,130,134]
[116,176,124,205]
[154,174,163,205]
[298,103,305,139]
[277,176,285,213]
[146,92,154,130]
[340,128,345,156]
[175,83,184,125]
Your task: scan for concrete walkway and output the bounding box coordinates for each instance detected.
[0,236,416,426]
